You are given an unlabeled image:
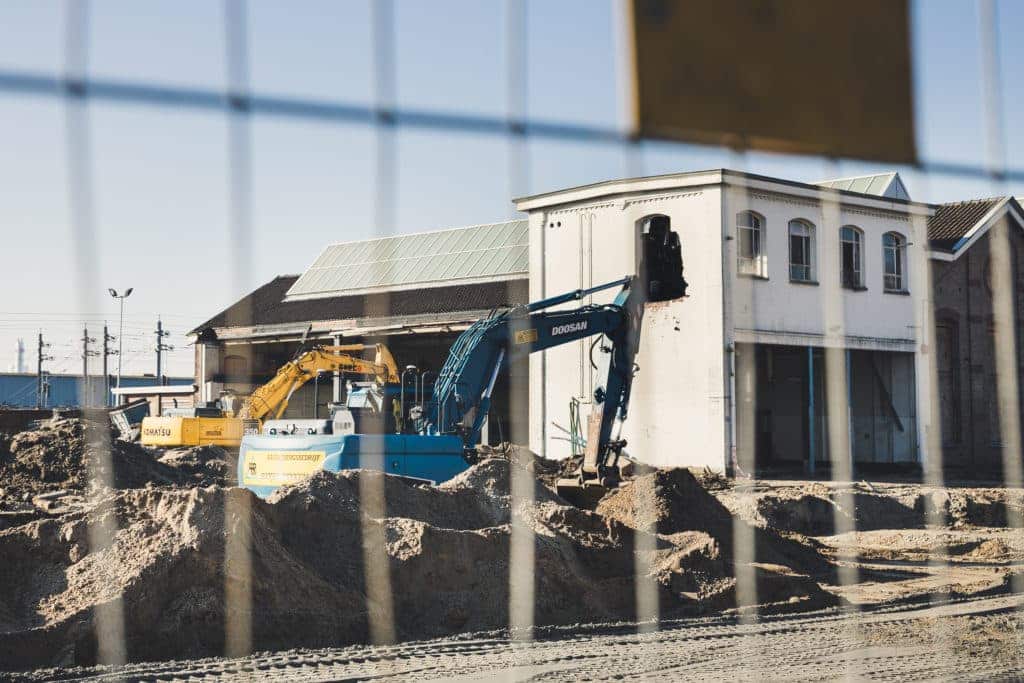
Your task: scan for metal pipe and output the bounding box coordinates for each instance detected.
[808,346,816,476]
[401,365,417,433]
[420,370,435,405]
[526,276,631,312]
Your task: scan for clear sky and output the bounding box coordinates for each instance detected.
[0,0,1021,377]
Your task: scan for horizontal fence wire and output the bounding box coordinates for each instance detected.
[2,68,1020,183]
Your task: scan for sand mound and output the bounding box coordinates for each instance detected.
[727,485,1024,536]
[0,457,835,670]
[964,538,1011,560]
[598,469,833,577]
[0,419,185,497]
[157,445,235,488]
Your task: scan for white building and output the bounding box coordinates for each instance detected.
[515,169,935,473]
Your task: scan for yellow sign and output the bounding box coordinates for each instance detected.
[140,416,250,447]
[630,0,916,163]
[140,416,184,445]
[243,450,327,487]
[514,329,538,345]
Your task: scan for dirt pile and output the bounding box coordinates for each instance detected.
[0,419,235,506]
[157,445,235,488]
[0,457,835,670]
[596,469,834,600]
[719,483,1024,536]
[0,418,185,496]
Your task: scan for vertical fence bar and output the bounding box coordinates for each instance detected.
[979,5,1023,645]
[728,155,762,680]
[505,0,537,647]
[818,177,862,678]
[359,0,398,649]
[223,0,255,660]
[63,0,128,667]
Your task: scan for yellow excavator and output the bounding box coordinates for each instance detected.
[140,343,400,448]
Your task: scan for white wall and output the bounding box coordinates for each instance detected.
[725,186,923,345]
[524,173,930,473]
[528,186,728,470]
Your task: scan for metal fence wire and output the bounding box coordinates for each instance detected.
[2,0,1023,677]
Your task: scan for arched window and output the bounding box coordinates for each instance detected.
[840,225,864,289]
[788,219,815,282]
[737,211,766,277]
[883,232,907,292]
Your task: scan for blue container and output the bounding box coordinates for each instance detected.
[238,432,469,498]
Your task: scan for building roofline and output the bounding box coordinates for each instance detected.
[512,168,934,214]
[811,171,897,184]
[283,272,527,302]
[308,218,528,253]
[286,218,529,301]
[927,197,1024,261]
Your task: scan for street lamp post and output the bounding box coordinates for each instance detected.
[108,287,133,392]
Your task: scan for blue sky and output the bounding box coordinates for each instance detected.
[0,0,1021,377]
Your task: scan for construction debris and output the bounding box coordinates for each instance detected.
[0,426,1021,673]
[0,419,231,530]
[0,453,835,670]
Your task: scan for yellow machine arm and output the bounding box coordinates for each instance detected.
[236,343,399,421]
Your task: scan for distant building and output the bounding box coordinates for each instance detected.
[11,339,26,374]
[0,373,193,409]
[189,221,529,441]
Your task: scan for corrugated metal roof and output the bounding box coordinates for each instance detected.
[285,220,529,301]
[192,275,529,334]
[815,172,910,200]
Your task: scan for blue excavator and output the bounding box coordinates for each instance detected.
[239,216,685,502]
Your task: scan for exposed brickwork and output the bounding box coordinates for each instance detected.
[930,209,1024,475]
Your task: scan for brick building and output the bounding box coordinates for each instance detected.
[928,196,1024,474]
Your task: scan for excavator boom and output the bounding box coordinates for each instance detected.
[238,343,399,420]
[141,343,400,448]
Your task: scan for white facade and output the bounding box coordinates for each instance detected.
[515,170,935,472]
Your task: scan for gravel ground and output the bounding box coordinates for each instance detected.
[17,593,1022,681]
[3,424,1023,680]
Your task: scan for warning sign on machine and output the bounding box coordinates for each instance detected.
[243,450,327,487]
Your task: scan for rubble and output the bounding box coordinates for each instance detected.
[157,445,236,488]
[0,419,241,534]
[716,482,1024,535]
[0,418,184,495]
[0,429,1021,673]
[0,455,836,670]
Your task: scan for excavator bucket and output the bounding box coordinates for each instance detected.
[555,478,613,509]
[639,215,687,302]
[554,412,621,509]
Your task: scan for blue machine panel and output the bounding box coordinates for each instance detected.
[239,433,468,498]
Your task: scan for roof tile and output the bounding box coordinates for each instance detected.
[927,197,1005,251]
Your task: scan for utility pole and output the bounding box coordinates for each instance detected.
[109,288,133,389]
[155,317,173,385]
[103,324,116,407]
[36,332,52,408]
[81,326,98,407]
